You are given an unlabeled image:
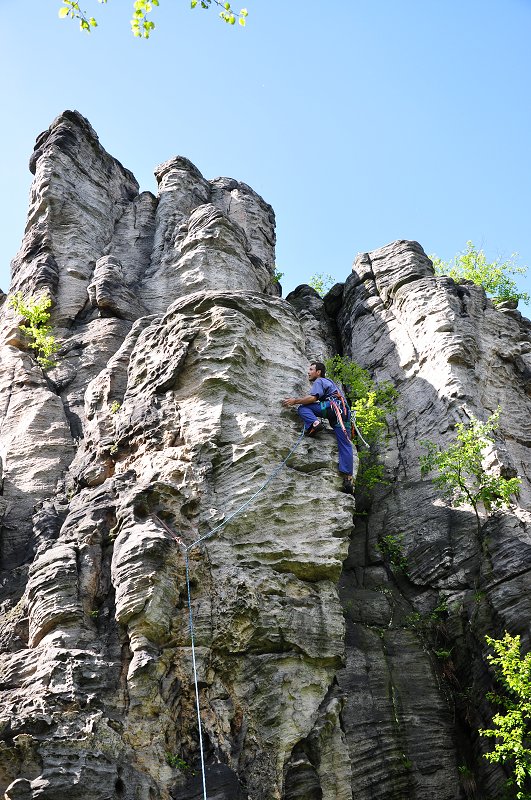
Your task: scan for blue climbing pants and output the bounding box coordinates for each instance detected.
[297,402,354,475]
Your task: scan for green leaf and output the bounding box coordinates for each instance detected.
[58,7,70,18]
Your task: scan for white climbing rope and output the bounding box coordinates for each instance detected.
[151,428,306,799]
[151,413,364,797]
[183,547,208,800]
[352,410,370,448]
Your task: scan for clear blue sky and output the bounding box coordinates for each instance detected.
[2,0,531,307]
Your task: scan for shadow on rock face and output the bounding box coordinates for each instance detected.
[171,761,247,800]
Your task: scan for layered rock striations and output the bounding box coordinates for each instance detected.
[0,111,530,800]
[335,240,531,800]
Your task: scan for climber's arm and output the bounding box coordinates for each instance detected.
[282,395,318,407]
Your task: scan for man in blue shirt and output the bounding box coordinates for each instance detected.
[282,361,354,494]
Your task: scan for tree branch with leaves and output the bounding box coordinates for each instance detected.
[420,409,521,534]
[480,632,531,800]
[308,273,335,298]
[431,241,529,307]
[58,0,248,38]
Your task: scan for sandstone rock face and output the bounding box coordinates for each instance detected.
[0,113,354,800]
[1,113,530,800]
[337,239,531,800]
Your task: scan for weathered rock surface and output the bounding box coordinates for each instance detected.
[337,239,531,799]
[0,112,353,800]
[0,113,530,800]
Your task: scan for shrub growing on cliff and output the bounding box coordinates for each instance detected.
[420,409,521,530]
[431,241,529,307]
[480,632,531,800]
[165,753,194,773]
[309,273,335,298]
[9,291,60,369]
[325,355,398,489]
[377,533,408,574]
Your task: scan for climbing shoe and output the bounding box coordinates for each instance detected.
[305,420,325,437]
[341,476,354,495]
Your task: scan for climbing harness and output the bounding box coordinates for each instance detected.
[151,427,306,800]
[320,390,370,449]
[330,386,370,449]
[331,386,370,449]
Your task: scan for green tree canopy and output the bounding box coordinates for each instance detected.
[431,241,529,307]
[59,0,248,38]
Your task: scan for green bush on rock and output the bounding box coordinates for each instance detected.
[309,273,335,298]
[9,291,60,370]
[480,632,531,800]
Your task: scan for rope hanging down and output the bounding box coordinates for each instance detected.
[151,428,306,800]
[352,411,370,448]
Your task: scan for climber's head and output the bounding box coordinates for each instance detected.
[308,362,325,381]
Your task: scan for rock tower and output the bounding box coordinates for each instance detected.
[0,111,530,800]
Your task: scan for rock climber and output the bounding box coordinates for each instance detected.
[282,361,354,494]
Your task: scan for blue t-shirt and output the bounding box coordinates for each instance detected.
[310,377,342,402]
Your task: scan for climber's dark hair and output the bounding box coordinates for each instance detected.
[311,361,326,377]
